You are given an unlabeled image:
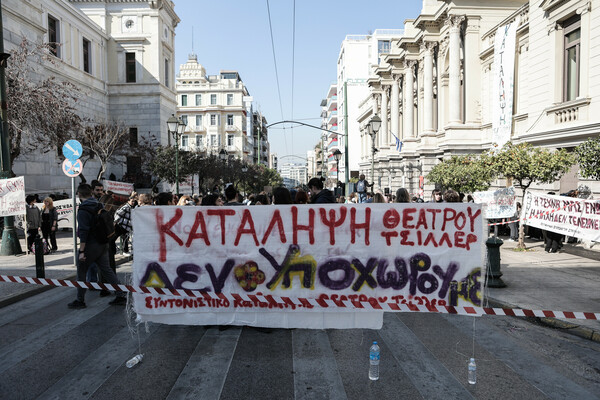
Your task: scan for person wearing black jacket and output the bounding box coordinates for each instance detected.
[307,177,335,204]
[68,184,126,309]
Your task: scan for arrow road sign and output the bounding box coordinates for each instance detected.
[62,159,83,177]
[62,140,82,161]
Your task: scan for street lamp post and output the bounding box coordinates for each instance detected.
[167,114,185,196]
[333,149,342,195]
[368,115,381,188]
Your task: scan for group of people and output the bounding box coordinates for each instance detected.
[25,195,59,253]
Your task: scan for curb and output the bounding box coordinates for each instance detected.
[0,255,132,309]
[486,297,600,344]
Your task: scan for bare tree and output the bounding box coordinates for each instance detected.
[6,38,82,170]
[79,120,130,180]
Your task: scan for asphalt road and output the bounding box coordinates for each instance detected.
[0,285,599,399]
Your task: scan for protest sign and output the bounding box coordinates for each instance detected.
[103,180,134,195]
[132,203,485,329]
[521,191,600,242]
[473,187,517,219]
[15,198,81,230]
[0,177,26,217]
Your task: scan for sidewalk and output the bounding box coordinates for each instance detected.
[0,230,131,307]
[487,236,600,342]
[1,232,599,342]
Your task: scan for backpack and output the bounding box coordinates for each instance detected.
[357,180,366,193]
[92,208,116,244]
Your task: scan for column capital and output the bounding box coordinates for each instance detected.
[577,2,591,15]
[404,60,417,70]
[445,15,465,31]
[420,41,437,54]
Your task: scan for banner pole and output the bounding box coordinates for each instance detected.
[72,177,77,266]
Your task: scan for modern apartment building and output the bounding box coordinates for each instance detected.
[279,162,308,188]
[3,0,180,193]
[175,55,255,163]
[252,112,270,166]
[360,0,600,197]
[336,29,404,181]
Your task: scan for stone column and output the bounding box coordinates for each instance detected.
[390,75,400,141]
[380,87,388,147]
[422,42,436,133]
[447,15,464,124]
[404,61,415,138]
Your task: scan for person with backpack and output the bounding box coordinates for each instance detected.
[68,183,126,309]
[356,174,372,203]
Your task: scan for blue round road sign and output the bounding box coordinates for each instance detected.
[62,140,83,161]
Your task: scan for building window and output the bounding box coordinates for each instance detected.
[210,114,220,126]
[195,135,203,147]
[227,134,234,146]
[181,95,188,106]
[563,17,581,102]
[227,93,233,105]
[195,94,202,106]
[181,115,188,126]
[227,114,234,125]
[48,15,60,57]
[210,134,217,146]
[125,52,136,82]
[181,135,189,148]
[211,94,217,105]
[127,156,141,175]
[82,38,91,73]
[195,114,203,127]
[164,58,170,88]
[129,127,138,147]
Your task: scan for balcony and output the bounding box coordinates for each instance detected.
[225,125,238,132]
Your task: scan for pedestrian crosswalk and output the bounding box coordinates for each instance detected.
[0,287,598,399]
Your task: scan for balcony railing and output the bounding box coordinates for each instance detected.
[225,125,237,132]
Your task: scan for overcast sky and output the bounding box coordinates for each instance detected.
[173,0,423,164]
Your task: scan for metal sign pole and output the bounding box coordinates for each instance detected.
[72,177,77,266]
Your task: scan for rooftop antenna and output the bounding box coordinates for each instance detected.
[189,26,197,60]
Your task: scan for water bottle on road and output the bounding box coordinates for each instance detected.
[468,358,476,384]
[369,341,380,380]
[126,354,143,368]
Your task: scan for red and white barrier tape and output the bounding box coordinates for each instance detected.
[1,274,598,320]
[486,203,571,227]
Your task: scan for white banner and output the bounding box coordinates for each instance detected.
[521,191,600,242]
[473,187,517,219]
[15,198,80,230]
[0,177,26,217]
[492,17,520,149]
[103,180,134,195]
[132,204,485,329]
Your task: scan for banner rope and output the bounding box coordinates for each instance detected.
[1,274,598,320]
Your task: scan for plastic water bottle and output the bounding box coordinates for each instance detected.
[468,358,476,384]
[126,354,143,368]
[369,341,380,380]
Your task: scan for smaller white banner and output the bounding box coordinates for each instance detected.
[15,198,80,230]
[473,187,517,219]
[0,177,26,217]
[104,180,134,195]
[521,191,600,242]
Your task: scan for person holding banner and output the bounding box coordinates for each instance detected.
[41,197,58,252]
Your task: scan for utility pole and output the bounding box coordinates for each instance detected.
[258,110,262,166]
[344,81,349,197]
[0,10,23,255]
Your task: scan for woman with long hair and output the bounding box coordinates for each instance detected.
[41,197,58,252]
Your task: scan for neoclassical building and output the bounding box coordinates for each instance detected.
[175,54,259,163]
[359,0,599,198]
[2,0,180,193]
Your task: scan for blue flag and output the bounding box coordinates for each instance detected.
[392,133,402,152]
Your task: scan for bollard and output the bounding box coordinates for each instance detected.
[485,236,506,288]
[34,237,45,279]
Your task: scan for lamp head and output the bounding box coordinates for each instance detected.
[177,118,186,135]
[167,114,179,134]
[333,149,342,161]
[369,114,382,134]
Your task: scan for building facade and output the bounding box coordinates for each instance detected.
[175,55,255,163]
[336,29,405,181]
[252,112,270,166]
[279,162,307,188]
[359,0,600,198]
[3,0,180,193]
